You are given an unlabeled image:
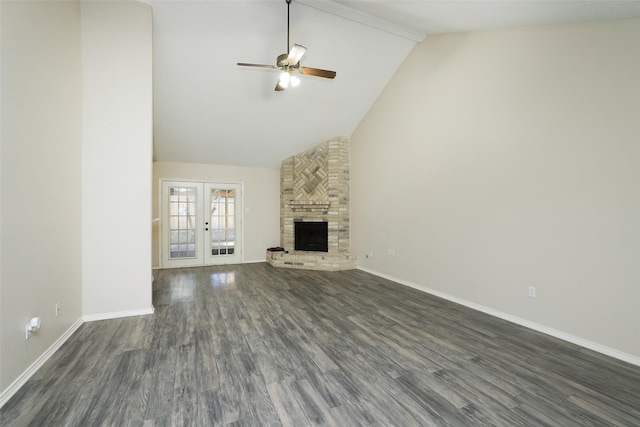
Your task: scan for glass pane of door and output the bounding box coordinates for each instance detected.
[161,182,204,268]
[205,183,242,265]
[169,186,197,259]
[209,189,235,255]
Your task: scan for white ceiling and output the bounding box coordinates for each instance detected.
[148,0,640,168]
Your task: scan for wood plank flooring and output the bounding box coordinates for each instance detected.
[2,263,640,426]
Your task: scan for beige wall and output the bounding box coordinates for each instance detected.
[81,1,153,318]
[1,0,154,402]
[351,19,640,360]
[1,1,83,392]
[153,161,280,266]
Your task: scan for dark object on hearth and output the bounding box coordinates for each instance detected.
[267,247,286,252]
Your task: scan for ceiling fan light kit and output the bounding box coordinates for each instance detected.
[237,0,336,92]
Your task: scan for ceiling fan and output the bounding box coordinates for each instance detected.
[237,0,337,91]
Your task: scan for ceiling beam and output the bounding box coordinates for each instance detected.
[297,0,425,42]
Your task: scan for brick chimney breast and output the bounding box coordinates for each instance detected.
[267,136,357,271]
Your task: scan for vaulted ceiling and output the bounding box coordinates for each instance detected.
[147,0,640,168]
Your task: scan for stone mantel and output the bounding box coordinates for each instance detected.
[289,200,331,212]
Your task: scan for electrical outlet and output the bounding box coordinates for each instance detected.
[366,251,374,258]
[528,286,536,298]
[55,303,61,317]
[388,248,396,256]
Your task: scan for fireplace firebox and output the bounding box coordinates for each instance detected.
[295,221,328,252]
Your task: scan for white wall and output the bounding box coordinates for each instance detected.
[1,1,83,393]
[81,1,153,318]
[153,161,280,266]
[351,19,640,360]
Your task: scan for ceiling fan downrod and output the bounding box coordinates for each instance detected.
[287,0,291,53]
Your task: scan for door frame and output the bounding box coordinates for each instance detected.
[159,179,244,268]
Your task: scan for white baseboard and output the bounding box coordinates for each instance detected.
[358,266,640,367]
[83,306,155,322]
[0,318,84,409]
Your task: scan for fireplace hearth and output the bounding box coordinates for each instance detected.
[295,221,328,252]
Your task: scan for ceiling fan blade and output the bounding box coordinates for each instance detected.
[275,80,287,91]
[237,63,278,69]
[299,67,336,79]
[287,44,306,65]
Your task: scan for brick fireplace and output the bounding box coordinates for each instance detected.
[267,136,357,271]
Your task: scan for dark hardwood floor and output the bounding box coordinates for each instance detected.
[2,263,640,426]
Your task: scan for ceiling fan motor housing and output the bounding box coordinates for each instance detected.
[277,53,294,68]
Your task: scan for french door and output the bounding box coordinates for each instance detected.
[161,181,242,267]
